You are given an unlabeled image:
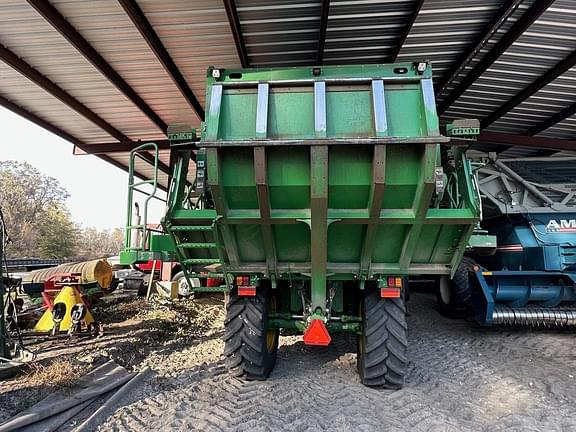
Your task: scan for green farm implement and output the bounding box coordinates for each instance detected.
[121,63,480,388]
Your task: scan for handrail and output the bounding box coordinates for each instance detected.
[125,142,159,252]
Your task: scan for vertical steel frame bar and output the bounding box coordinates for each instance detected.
[310,146,328,314]
[421,78,440,136]
[314,81,327,138]
[372,80,388,137]
[359,145,386,282]
[256,83,269,139]
[399,144,437,270]
[206,148,240,267]
[398,79,440,270]
[254,146,278,278]
[206,85,223,141]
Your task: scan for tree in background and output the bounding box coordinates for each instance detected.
[36,205,79,259]
[0,161,72,257]
[76,227,124,259]
[1,160,125,259]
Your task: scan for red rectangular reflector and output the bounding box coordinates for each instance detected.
[380,287,401,298]
[387,276,395,287]
[238,286,256,296]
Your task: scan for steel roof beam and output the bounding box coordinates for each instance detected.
[316,0,331,65]
[389,0,424,62]
[475,131,576,152]
[0,93,79,145]
[437,0,555,115]
[0,43,128,143]
[527,101,576,136]
[74,140,172,154]
[482,49,576,128]
[0,94,165,190]
[436,0,523,96]
[118,0,205,120]
[26,0,168,133]
[223,0,250,68]
[0,45,172,178]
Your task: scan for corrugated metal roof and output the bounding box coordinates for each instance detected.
[0,0,574,190]
[0,0,163,143]
[140,0,241,106]
[51,0,201,128]
[399,0,514,82]
[237,0,322,66]
[443,0,576,137]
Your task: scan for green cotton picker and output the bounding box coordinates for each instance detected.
[120,63,481,388]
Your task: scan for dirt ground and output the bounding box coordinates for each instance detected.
[0,293,225,424]
[3,291,576,431]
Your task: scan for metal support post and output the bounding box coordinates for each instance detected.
[310,146,328,316]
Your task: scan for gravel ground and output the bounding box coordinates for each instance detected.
[0,294,225,424]
[99,292,576,432]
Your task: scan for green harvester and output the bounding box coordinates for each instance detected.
[121,63,481,388]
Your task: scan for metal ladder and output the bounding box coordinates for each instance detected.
[164,222,228,293]
[124,142,161,255]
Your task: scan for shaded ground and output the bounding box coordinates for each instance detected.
[3,292,576,431]
[0,293,224,424]
[99,293,576,432]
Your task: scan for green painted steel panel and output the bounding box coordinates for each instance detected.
[219,91,257,140]
[385,84,427,137]
[267,147,310,209]
[268,91,315,139]
[326,90,373,137]
[372,225,410,263]
[159,64,480,283]
[382,145,419,209]
[273,224,310,262]
[328,146,371,209]
[221,147,258,209]
[235,224,266,262]
[327,224,365,262]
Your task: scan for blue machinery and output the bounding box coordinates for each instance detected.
[469,156,576,326]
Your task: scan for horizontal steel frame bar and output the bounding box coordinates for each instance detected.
[73,140,172,154]
[216,208,475,224]
[224,263,451,276]
[201,136,450,147]
[475,131,576,152]
[216,77,424,88]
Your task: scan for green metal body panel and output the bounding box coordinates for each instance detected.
[123,63,481,332]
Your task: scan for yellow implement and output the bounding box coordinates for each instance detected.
[35,286,94,333]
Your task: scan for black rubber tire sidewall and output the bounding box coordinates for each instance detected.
[436,256,477,319]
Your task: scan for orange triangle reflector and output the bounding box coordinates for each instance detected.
[303,319,331,346]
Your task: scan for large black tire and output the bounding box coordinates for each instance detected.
[357,288,408,389]
[436,256,477,319]
[223,285,279,380]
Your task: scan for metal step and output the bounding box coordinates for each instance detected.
[177,242,217,249]
[183,258,221,265]
[192,285,228,293]
[169,225,212,232]
[187,273,225,279]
